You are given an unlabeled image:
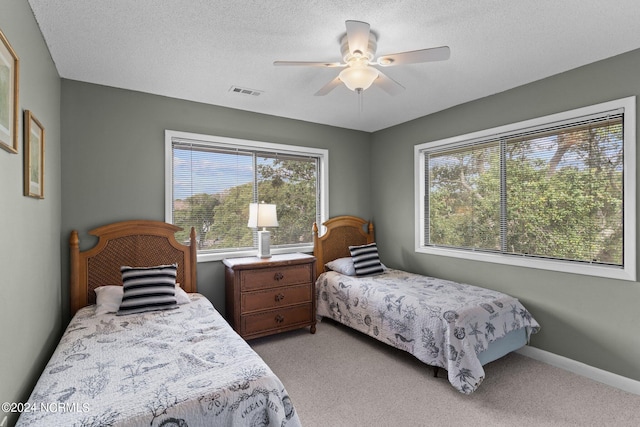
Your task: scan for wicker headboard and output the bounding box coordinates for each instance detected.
[69,220,197,315]
[312,215,374,280]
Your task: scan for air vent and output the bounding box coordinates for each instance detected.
[229,86,263,97]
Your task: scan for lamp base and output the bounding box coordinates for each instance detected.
[257,229,271,258]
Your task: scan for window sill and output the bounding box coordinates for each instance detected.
[197,245,314,263]
[415,245,635,282]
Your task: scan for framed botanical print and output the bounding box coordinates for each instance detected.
[0,28,19,153]
[24,110,45,198]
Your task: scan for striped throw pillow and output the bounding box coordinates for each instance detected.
[117,264,178,315]
[349,242,384,276]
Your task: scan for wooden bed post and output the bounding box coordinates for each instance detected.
[188,226,197,292]
[313,222,323,281]
[69,230,84,315]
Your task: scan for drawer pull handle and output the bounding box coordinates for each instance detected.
[274,272,284,281]
[275,293,285,302]
[275,314,285,323]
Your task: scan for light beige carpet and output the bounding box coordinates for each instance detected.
[250,319,640,427]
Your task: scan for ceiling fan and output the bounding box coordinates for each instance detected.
[274,20,450,97]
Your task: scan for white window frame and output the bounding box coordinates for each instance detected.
[165,130,329,262]
[414,96,636,281]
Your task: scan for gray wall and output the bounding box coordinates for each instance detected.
[0,1,61,425]
[371,48,640,381]
[60,80,371,317]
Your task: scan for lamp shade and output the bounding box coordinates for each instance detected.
[247,203,279,228]
[339,65,379,92]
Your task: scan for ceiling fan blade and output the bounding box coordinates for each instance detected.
[377,46,450,66]
[314,76,343,96]
[375,70,405,96]
[274,60,344,67]
[345,20,371,55]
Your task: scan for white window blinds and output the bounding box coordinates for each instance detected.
[423,110,624,266]
[170,138,321,254]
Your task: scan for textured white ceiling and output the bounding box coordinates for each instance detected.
[28,0,640,132]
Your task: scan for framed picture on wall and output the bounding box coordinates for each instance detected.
[0,28,19,153]
[24,110,45,199]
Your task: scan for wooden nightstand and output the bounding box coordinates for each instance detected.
[223,253,317,340]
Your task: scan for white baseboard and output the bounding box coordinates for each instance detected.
[516,345,640,396]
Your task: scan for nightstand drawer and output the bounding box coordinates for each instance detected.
[241,304,313,336]
[241,284,312,313]
[240,264,312,291]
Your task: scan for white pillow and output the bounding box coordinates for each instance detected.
[325,256,388,277]
[174,284,191,305]
[325,257,357,276]
[94,285,123,315]
[94,284,191,315]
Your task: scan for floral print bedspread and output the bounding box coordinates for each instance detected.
[17,294,301,426]
[316,269,540,394]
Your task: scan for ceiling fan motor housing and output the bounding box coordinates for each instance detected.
[340,32,377,63]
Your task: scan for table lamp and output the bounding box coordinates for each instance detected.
[247,202,279,258]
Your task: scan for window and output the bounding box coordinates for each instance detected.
[415,97,636,281]
[165,130,328,262]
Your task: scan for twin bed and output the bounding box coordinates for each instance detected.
[19,215,539,425]
[17,220,301,427]
[313,216,540,394]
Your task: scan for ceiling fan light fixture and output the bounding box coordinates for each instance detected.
[339,65,379,92]
[274,20,449,97]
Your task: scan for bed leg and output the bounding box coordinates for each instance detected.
[310,324,316,334]
[433,367,439,378]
